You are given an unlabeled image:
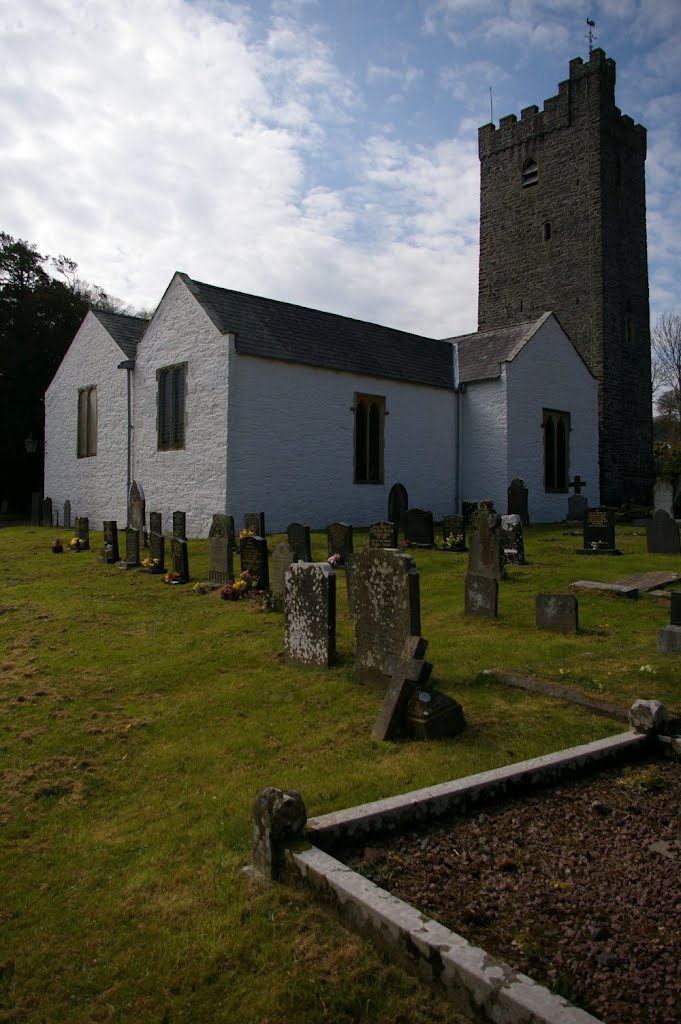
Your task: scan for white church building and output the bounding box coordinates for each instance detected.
[44,269,599,537]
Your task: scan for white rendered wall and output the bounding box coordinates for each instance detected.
[506,317,600,521]
[460,374,508,513]
[132,275,229,538]
[226,349,458,533]
[44,313,129,527]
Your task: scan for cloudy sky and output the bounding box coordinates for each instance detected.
[1,0,679,336]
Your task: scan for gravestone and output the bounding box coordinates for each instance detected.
[149,511,162,536]
[284,562,336,668]
[326,522,353,565]
[208,514,235,586]
[404,508,434,547]
[653,478,674,518]
[102,521,120,563]
[63,500,71,530]
[352,549,421,685]
[657,591,681,654]
[372,637,431,741]
[31,492,42,526]
[500,514,525,565]
[171,536,189,583]
[128,480,146,541]
[240,535,269,590]
[148,530,165,573]
[271,541,297,611]
[287,522,312,563]
[441,515,466,551]
[567,493,588,522]
[579,507,621,555]
[41,497,53,527]
[244,512,266,538]
[405,687,466,741]
[646,509,680,555]
[125,527,140,568]
[507,478,529,525]
[387,483,408,531]
[75,516,90,549]
[0,498,7,514]
[468,501,503,579]
[172,511,186,539]
[368,521,397,549]
[462,501,477,524]
[536,594,578,633]
[464,573,498,618]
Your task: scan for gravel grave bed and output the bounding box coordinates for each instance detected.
[341,758,681,1024]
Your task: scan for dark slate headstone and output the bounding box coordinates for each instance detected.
[580,506,620,554]
[462,501,477,524]
[75,516,90,549]
[208,514,235,586]
[240,535,269,590]
[536,594,578,633]
[148,531,165,573]
[646,509,680,555]
[128,480,145,540]
[672,592,681,627]
[31,492,42,526]
[387,483,408,531]
[102,521,119,563]
[405,687,466,741]
[501,514,525,565]
[567,493,588,522]
[441,515,466,551]
[284,563,336,668]
[287,522,312,563]
[172,511,186,538]
[244,512,266,538]
[171,536,189,583]
[271,541,297,612]
[63,500,71,530]
[468,502,503,579]
[404,508,434,547]
[42,497,53,527]
[326,522,353,565]
[352,549,421,685]
[368,521,397,549]
[464,572,498,618]
[125,527,140,568]
[507,478,529,525]
[149,511,162,536]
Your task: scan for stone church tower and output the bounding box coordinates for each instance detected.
[477,49,653,505]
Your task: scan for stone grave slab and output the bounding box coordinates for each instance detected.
[536,594,578,633]
[468,501,503,579]
[464,572,498,617]
[284,562,336,668]
[172,511,186,538]
[352,550,421,685]
[125,527,140,568]
[500,514,525,565]
[208,514,235,586]
[441,515,466,552]
[578,506,620,554]
[326,522,353,565]
[271,541,297,611]
[75,516,90,549]
[507,478,529,525]
[570,580,638,599]
[404,509,434,547]
[368,521,397,549]
[240,535,269,590]
[646,509,680,555]
[244,512,266,538]
[171,536,189,583]
[611,570,680,593]
[287,522,311,563]
[102,521,119,563]
[63,500,71,530]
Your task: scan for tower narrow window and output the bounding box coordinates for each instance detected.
[354,393,385,484]
[543,221,551,241]
[543,409,570,491]
[157,364,186,450]
[77,385,97,457]
[522,157,538,187]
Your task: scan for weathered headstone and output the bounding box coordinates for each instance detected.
[658,592,681,654]
[171,536,189,583]
[148,530,165,573]
[326,522,353,565]
[507,478,529,525]
[404,508,434,547]
[468,501,503,579]
[464,572,498,618]
[63,500,71,530]
[387,483,408,531]
[271,541,297,611]
[501,514,525,565]
[31,492,42,526]
[653,477,675,518]
[240,535,269,590]
[252,787,307,882]
[287,522,312,563]
[441,514,466,551]
[284,562,336,668]
[125,527,140,568]
[208,514,235,586]
[102,521,119,563]
[536,594,578,633]
[352,549,421,685]
[128,480,146,541]
[172,510,186,539]
[244,512,266,538]
[41,497,53,527]
[74,516,90,549]
[149,511,162,536]
[368,521,397,549]
[646,509,680,555]
[567,493,588,522]
[579,507,620,555]
[372,637,431,741]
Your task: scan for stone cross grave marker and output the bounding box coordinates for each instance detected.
[284,562,336,668]
[63,500,71,530]
[42,497,53,528]
[579,507,620,555]
[646,509,680,555]
[149,529,165,573]
[570,474,587,495]
[102,521,120,563]
[464,572,498,618]
[653,478,674,518]
[387,482,408,531]
[501,514,525,565]
[371,637,431,741]
[441,514,466,551]
[75,516,90,549]
[271,540,297,611]
[125,527,141,568]
[326,522,353,565]
[128,480,146,542]
[171,536,189,583]
[287,522,311,563]
[31,492,42,526]
[244,512,266,538]
[536,594,578,633]
[507,478,529,525]
[149,511,162,536]
[240,535,269,590]
[468,501,503,579]
[172,511,186,539]
[368,521,397,549]
[352,549,421,685]
[404,508,434,547]
[208,514,235,586]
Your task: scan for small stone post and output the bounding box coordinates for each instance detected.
[252,787,307,882]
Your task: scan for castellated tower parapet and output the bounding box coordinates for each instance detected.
[478,49,652,505]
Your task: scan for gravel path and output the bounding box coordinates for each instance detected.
[343,758,680,1024]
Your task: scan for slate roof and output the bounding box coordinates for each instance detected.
[182,275,455,390]
[92,310,149,359]
[445,316,548,383]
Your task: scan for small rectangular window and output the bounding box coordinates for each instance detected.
[77,385,97,457]
[157,364,186,451]
[543,409,570,492]
[354,393,385,484]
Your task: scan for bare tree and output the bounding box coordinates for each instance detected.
[652,312,681,418]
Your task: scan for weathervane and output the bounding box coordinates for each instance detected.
[586,18,596,58]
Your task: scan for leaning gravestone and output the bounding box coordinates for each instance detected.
[578,507,621,555]
[500,514,525,565]
[287,522,312,563]
[42,497,53,528]
[368,521,397,549]
[468,501,503,579]
[148,529,165,574]
[646,509,680,555]
[240,535,269,590]
[102,521,120,563]
[326,522,353,565]
[208,514,235,586]
[31,492,42,526]
[404,508,434,547]
[172,510,186,539]
[75,516,90,549]
[567,493,588,523]
[63,500,71,530]
[171,536,190,583]
[352,549,421,686]
[441,514,466,551]
[507,478,529,525]
[128,480,146,540]
[125,527,141,568]
[271,541,298,612]
[388,483,408,531]
[244,512,266,538]
[372,637,432,741]
[653,478,675,518]
[284,563,336,668]
[149,511,162,536]
[536,594,578,633]
[464,573,498,618]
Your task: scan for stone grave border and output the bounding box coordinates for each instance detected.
[250,713,679,1024]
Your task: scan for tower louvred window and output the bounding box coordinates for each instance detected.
[522,158,538,187]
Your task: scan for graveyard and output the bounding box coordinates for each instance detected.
[1,516,679,1024]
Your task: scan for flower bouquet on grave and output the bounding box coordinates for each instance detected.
[219,570,257,601]
[141,556,161,572]
[51,538,64,554]
[327,553,341,566]
[69,537,84,552]
[162,570,180,584]
[239,527,256,541]
[400,538,412,549]
[441,532,464,552]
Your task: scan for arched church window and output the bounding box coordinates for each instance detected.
[157,363,186,451]
[522,158,538,187]
[543,409,570,492]
[354,394,385,484]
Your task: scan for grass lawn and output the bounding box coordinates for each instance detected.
[0,521,678,1023]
